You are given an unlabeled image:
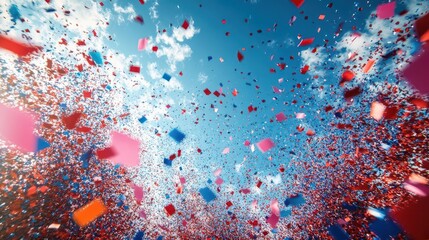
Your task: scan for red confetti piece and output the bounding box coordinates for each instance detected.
[129,65,140,73]
[135,16,144,24]
[390,196,429,239]
[0,35,41,57]
[139,0,145,4]
[290,0,304,8]
[164,204,176,216]
[203,88,211,95]
[237,51,244,62]
[61,112,82,130]
[182,20,189,30]
[344,87,362,100]
[415,12,429,42]
[298,38,314,47]
[152,46,158,52]
[300,65,309,74]
[96,147,117,159]
[340,70,355,86]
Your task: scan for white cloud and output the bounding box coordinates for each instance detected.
[149,0,159,20]
[198,72,208,84]
[172,19,200,42]
[150,20,199,72]
[113,3,136,24]
[299,48,328,77]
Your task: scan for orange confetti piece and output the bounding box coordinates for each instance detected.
[370,101,386,121]
[362,59,375,73]
[72,198,107,227]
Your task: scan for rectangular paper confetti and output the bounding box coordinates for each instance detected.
[256,138,275,153]
[72,198,107,227]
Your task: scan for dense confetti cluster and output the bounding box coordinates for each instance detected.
[0,0,428,239]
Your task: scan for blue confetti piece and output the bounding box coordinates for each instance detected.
[133,231,144,240]
[156,236,164,240]
[328,224,350,240]
[169,128,185,143]
[280,210,291,218]
[59,103,67,110]
[199,187,216,203]
[284,194,305,207]
[9,4,21,23]
[138,116,147,124]
[36,137,50,152]
[164,158,172,166]
[208,56,213,61]
[162,73,171,81]
[45,8,56,12]
[89,51,103,65]
[369,218,401,240]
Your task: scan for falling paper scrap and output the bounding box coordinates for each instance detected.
[256,138,275,153]
[96,132,141,167]
[402,48,429,95]
[169,128,185,143]
[0,35,41,57]
[72,198,107,227]
[376,1,396,19]
[0,104,48,152]
[199,187,216,203]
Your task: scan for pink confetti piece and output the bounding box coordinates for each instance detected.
[214,168,222,176]
[240,188,251,194]
[179,177,186,184]
[222,147,230,154]
[138,38,148,51]
[244,140,251,146]
[296,113,306,119]
[133,184,144,202]
[215,177,224,185]
[256,138,275,153]
[270,199,280,216]
[272,86,282,93]
[267,213,280,228]
[376,1,396,19]
[106,131,141,167]
[276,112,287,122]
[0,104,38,152]
[138,209,147,219]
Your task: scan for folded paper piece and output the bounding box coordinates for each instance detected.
[328,224,350,240]
[276,112,286,122]
[89,51,103,65]
[0,104,38,152]
[162,73,171,81]
[138,38,148,51]
[169,128,185,143]
[376,1,396,19]
[370,101,386,121]
[402,49,429,95]
[415,12,429,42]
[256,138,275,153]
[97,132,140,167]
[390,196,429,239]
[199,187,216,203]
[290,0,304,8]
[72,198,107,227]
[0,35,41,57]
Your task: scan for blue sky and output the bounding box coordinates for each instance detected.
[0,0,428,239]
